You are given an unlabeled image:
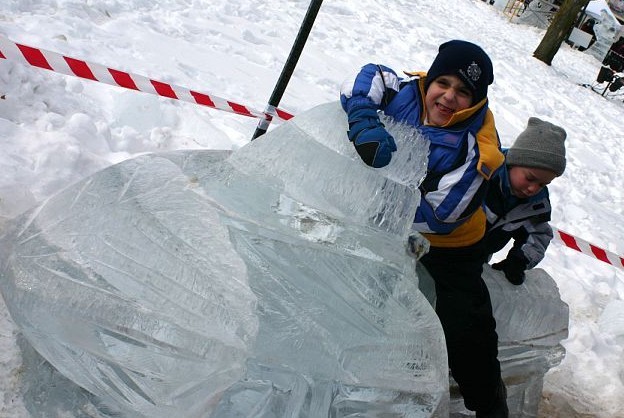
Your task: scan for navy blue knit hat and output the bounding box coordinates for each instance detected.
[425,40,494,105]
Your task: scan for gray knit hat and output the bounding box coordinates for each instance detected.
[506,117,567,176]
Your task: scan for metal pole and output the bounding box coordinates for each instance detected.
[251,0,323,140]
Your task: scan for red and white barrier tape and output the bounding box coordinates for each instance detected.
[552,226,624,271]
[0,34,294,122]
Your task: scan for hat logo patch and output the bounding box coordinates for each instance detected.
[466,61,482,81]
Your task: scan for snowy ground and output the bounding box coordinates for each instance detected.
[1,0,624,416]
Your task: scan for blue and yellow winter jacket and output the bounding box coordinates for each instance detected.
[340,64,504,247]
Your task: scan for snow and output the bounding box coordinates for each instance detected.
[0,0,623,416]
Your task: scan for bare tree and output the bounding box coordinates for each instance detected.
[533,0,591,65]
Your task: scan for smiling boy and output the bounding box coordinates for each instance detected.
[340,40,509,417]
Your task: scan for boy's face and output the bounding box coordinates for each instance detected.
[508,166,557,199]
[425,75,473,126]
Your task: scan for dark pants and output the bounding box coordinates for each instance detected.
[420,240,502,412]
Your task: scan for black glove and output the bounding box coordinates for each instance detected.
[491,254,528,285]
[346,102,396,168]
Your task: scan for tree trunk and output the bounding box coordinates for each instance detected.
[533,0,590,65]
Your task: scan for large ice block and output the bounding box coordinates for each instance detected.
[0,102,448,417]
[485,267,568,418]
[418,265,569,418]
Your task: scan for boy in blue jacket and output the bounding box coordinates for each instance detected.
[341,40,508,417]
[485,117,567,285]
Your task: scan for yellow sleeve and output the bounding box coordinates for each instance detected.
[475,108,504,180]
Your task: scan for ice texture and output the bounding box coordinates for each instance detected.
[0,102,449,417]
[419,265,569,417]
[485,266,568,417]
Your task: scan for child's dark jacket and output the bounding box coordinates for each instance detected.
[484,149,554,268]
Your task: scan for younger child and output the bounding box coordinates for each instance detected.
[484,117,567,285]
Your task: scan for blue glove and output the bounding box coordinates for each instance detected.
[346,105,396,168]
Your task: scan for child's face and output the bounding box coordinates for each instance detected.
[508,166,557,199]
[425,75,473,126]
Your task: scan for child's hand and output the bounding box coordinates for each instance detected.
[491,255,527,285]
[346,105,396,168]
[350,124,396,168]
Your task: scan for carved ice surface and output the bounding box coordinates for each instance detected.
[0,102,449,417]
[419,265,569,417]
[485,267,568,417]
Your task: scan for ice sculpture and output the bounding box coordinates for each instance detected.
[483,266,568,417]
[586,9,620,61]
[514,1,559,29]
[418,265,568,418]
[0,102,450,417]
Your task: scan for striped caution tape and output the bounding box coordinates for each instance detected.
[0,34,294,122]
[552,226,624,271]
